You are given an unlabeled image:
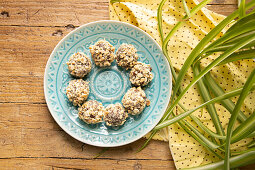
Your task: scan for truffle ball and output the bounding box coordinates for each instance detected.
[66,79,90,106]
[78,100,105,124]
[104,103,128,126]
[66,52,92,78]
[122,87,150,115]
[116,43,138,69]
[89,40,115,67]
[129,62,153,86]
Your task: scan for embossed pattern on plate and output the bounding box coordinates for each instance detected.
[44,20,172,147]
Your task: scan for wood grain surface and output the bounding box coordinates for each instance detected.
[0,0,254,169]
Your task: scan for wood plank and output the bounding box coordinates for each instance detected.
[0,76,44,103]
[0,157,254,170]
[0,26,73,103]
[206,4,238,16]
[0,26,72,78]
[0,0,109,27]
[0,158,176,170]
[0,0,240,28]
[210,0,237,4]
[0,103,172,160]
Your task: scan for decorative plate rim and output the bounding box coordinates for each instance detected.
[44,20,172,147]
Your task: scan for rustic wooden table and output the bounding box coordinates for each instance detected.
[0,0,254,169]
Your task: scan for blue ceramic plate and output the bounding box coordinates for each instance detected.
[44,20,172,147]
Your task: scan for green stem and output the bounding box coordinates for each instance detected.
[182,119,220,150]
[157,0,168,43]
[162,0,213,58]
[178,120,223,159]
[177,100,225,142]
[204,72,247,123]
[93,148,109,159]
[183,150,255,170]
[182,0,190,17]
[190,115,226,140]
[218,49,255,66]
[231,110,255,144]
[224,69,255,169]
[248,140,255,148]
[231,147,255,156]
[193,64,225,141]
[239,0,246,18]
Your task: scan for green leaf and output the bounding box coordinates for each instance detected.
[177,101,226,141]
[154,84,255,130]
[93,148,109,158]
[162,0,213,58]
[246,131,255,138]
[183,0,213,20]
[204,72,247,122]
[231,110,255,144]
[110,0,120,3]
[182,0,190,18]
[248,140,255,148]
[190,115,226,140]
[218,49,255,66]
[224,30,255,45]
[137,130,157,152]
[224,69,255,169]
[204,40,255,53]
[227,11,255,33]
[201,14,255,55]
[172,1,255,101]
[178,120,223,159]
[181,120,220,150]
[157,0,168,43]
[183,150,255,170]
[193,64,225,140]
[239,0,246,18]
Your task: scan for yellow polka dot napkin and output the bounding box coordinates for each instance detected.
[109,0,255,169]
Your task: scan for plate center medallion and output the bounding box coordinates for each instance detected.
[93,69,124,98]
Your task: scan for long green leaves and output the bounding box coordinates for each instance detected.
[157,0,168,43]
[183,149,255,170]
[190,115,226,140]
[204,73,247,122]
[155,84,255,130]
[232,147,255,155]
[231,111,255,144]
[162,0,213,57]
[110,0,120,3]
[161,33,255,130]
[182,0,190,18]
[172,0,255,100]
[218,49,255,66]
[193,64,225,140]
[139,0,216,151]
[224,69,255,169]
[182,120,221,151]
[141,1,255,168]
[238,0,246,18]
[177,120,223,159]
[202,17,255,54]
[248,140,255,148]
